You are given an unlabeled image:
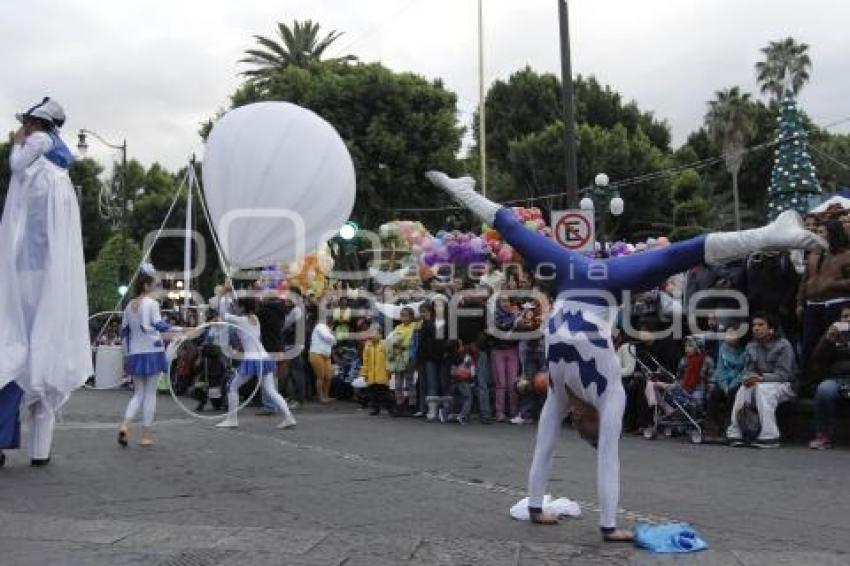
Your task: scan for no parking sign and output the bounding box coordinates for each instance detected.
[551,210,595,253]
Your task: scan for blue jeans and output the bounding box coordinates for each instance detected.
[476,350,492,419]
[814,378,850,436]
[456,382,472,418]
[425,360,450,398]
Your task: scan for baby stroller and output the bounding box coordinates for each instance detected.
[637,351,706,444]
[193,343,230,412]
[331,343,361,400]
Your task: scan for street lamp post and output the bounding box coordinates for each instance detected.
[580,173,624,255]
[77,129,130,295]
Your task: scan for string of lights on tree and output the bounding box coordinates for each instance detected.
[767,90,822,219]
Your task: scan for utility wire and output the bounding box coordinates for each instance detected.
[330,0,423,56]
[394,118,850,213]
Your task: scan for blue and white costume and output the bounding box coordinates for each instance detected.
[121,296,172,428]
[426,171,825,534]
[218,313,295,429]
[0,101,92,463]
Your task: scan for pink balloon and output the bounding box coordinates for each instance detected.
[497,248,513,263]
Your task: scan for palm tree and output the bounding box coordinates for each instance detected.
[755,37,812,99]
[240,20,356,82]
[705,87,757,230]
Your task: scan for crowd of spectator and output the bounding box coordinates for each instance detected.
[92,208,850,450]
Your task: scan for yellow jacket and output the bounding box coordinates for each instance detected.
[362,340,389,385]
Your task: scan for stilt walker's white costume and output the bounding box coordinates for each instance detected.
[0,98,92,464]
[426,171,825,534]
[121,283,172,432]
[217,312,296,429]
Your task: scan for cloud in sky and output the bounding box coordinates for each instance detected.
[2,0,847,174]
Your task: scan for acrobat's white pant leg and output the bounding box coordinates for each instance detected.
[28,400,55,460]
[527,371,569,509]
[124,375,159,425]
[596,380,626,530]
[260,372,293,420]
[139,375,159,427]
[226,372,252,422]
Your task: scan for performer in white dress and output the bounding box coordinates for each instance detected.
[0,98,92,467]
[217,297,296,430]
[118,264,178,447]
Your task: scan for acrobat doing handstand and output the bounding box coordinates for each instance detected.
[426,171,824,542]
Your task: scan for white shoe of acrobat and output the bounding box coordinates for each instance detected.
[277,416,297,429]
[704,210,828,265]
[425,171,499,225]
[216,417,239,429]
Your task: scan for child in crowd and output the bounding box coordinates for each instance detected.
[644,335,714,427]
[361,326,393,415]
[447,340,475,424]
[386,307,418,416]
[676,336,715,401]
[706,325,747,439]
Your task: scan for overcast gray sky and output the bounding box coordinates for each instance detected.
[3,0,848,172]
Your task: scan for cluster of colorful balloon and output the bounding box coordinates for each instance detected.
[285,247,334,295]
[605,236,671,257]
[378,220,431,254]
[511,206,550,236]
[480,207,551,264]
[252,248,334,295]
[420,231,488,267]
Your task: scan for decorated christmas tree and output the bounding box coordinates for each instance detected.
[767,90,822,219]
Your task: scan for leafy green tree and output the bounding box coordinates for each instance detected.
[240,20,356,85]
[469,70,672,219]
[508,121,670,241]
[86,233,142,314]
[812,133,850,192]
[69,158,113,261]
[705,86,757,229]
[756,37,812,100]
[668,169,709,241]
[222,62,463,229]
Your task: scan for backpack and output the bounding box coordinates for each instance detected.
[737,391,761,444]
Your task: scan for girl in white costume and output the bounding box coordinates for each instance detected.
[118,265,178,447]
[217,297,296,430]
[0,98,92,466]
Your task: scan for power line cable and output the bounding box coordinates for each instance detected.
[330,0,423,56]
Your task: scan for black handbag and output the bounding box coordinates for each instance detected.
[737,389,761,444]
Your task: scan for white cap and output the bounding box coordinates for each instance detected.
[16,97,66,129]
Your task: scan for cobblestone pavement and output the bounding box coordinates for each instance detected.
[0,390,848,565]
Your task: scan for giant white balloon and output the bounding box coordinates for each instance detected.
[203,102,356,268]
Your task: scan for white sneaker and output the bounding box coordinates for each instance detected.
[277,416,297,429]
[510,416,525,425]
[216,417,238,428]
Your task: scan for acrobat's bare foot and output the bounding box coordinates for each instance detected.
[529,510,560,525]
[602,528,634,542]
